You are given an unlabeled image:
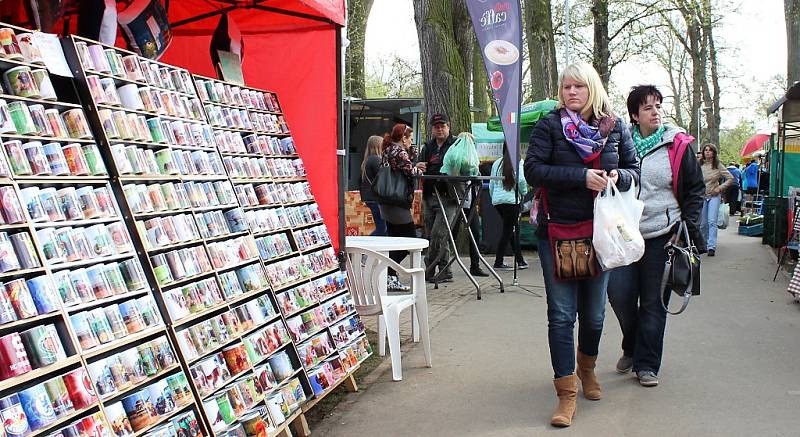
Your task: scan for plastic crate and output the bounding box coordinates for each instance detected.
[520,220,538,249]
[762,196,788,247]
[738,223,764,236]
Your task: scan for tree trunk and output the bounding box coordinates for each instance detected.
[472,36,488,123]
[524,0,558,101]
[591,0,610,87]
[452,0,473,89]
[788,0,800,85]
[414,0,472,134]
[672,1,704,144]
[701,0,720,146]
[345,0,374,98]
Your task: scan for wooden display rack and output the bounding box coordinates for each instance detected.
[0,22,195,437]
[60,35,370,437]
[190,74,370,437]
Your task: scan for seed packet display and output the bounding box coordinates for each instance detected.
[121,389,155,431]
[104,401,134,437]
[61,143,89,176]
[4,140,31,176]
[308,361,338,396]
[0,239,20,274]
[42,375,75,418]
[18,383,57,431]
[320,294,354,326]
[189,352,231,398]
[255,233,293,261]
[297,331,335,370]
[0,99,15,133]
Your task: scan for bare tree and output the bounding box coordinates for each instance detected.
[413,0,472,134]
[788,0,800,85]
[345,0,375,99]
[592,0,610,86]
[700,0,721,146]
[524,0,559,100]
[649,29,692,127]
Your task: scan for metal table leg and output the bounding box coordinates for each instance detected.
[461,183,503,293]
[431,185,480,298]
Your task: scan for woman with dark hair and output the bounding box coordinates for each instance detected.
[380,123,421,290]
[700,143,732,256]
[607,85,706,389]
[360,135,387,236]
[489,143,528,270]
[524,61,640,427]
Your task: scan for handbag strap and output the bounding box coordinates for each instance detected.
[659,249,693,315]
[660,221,693,315]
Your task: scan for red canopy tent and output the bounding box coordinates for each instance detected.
[4,0,347,249]
[158,0,346,250]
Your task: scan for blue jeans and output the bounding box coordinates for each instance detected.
[607,234,671,375]
[365,201,387,236]
[538,237,610,378]
[699,195,720,250]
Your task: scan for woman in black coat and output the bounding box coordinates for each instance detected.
[524,61,640,428]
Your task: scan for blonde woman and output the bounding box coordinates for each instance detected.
[524,62,640,427]
[359,135,386,236]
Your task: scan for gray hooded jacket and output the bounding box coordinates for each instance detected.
[638,125,685,239]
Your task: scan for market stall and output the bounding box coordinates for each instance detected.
[0,11,367,437]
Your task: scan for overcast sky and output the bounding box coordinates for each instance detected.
[362,0,787,130]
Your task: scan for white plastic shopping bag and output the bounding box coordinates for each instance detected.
[593,179,645,270]
[717,203,730,229]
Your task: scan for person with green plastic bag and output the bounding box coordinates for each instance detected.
[417,114,458,282]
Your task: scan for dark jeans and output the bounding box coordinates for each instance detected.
[607,234,671,374]
[459,208,481,268]
[494,204,522,265]
[725,186,740,215]
[365,201,387,236]
[538,237,610,378]
[386,221,416,276]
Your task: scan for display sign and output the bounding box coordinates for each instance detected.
[32,32,73,77]
[466,0,523,179]
[216,50,245,86]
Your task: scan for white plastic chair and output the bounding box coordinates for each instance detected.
[345,246,432,381]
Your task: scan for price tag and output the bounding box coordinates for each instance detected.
[31,32,73,78]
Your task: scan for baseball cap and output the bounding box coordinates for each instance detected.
[429,113,449,125]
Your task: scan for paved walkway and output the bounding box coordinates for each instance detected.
[321,228,800,436]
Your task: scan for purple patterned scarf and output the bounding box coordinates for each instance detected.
[560,108,615,163]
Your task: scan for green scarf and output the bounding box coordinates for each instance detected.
[632,125,666,158]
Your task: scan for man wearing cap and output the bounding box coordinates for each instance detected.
[417,113,460,282]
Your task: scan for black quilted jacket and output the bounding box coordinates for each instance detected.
[524,110,640,230]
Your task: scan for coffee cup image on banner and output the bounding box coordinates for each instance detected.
[484,40,519,65]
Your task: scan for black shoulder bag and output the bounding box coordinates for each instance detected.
[372,163,412,207]
[660,221,701,315]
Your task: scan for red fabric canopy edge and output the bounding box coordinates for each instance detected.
[157,5,342,250]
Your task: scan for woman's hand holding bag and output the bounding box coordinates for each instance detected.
[592,179,645,270]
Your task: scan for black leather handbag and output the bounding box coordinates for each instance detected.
[372,163,412,208]
[660,221,701,315]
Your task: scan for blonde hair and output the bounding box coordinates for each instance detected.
[557,62,612,119]
[361,135,383,177]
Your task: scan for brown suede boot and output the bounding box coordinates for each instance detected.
[550,374,578,427]
[576,351,602,400]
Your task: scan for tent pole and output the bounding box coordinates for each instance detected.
[337,25,347,263]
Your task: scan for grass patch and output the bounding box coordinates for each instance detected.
[305,329,386,426]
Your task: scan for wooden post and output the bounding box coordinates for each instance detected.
[288,413,311,437]
[343,374,359,392]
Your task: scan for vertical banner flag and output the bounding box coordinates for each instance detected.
[466,0,523,180]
